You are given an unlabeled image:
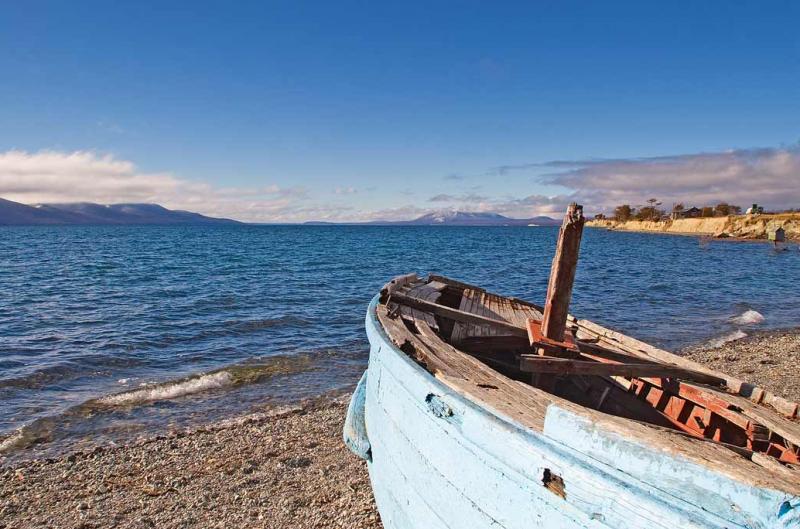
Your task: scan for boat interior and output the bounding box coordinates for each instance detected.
[377,272,800,478]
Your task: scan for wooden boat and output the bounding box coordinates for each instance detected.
[344,204,800,529]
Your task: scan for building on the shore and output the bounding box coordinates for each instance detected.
[671,206,702,220]
[746,203,765,215]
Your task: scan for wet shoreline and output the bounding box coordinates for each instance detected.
[1,395,380,529]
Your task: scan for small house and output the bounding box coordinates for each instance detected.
[672,206,702,219]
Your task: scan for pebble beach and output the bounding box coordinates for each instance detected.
[683,328,800,403]
[2,329,799,529]
[0,397,380,529]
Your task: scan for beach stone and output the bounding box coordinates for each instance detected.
[280,456,312,468]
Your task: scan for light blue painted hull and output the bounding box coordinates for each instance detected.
[353,296,799,529]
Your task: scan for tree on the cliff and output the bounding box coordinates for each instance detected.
[613,204,634,221]
[714,203,742,216]
[635,198,664,221]
[701,206,715,217]
[715,203,732,216]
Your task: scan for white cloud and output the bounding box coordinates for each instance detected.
[542,146,800,213]
[4,145,798,223]
[0,150,313,222]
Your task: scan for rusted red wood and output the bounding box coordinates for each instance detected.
[778,447,800,464]
[624,376,800,461]
[657,380,751,429]
[541,203,585,343]
[526,319,580,358]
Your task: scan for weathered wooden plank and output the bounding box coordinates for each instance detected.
[401,282,442,330]
[457,335,531,355]
[390,292,528,338]
[413,321,550,424]
[577,318,800,419]
[452,289,525,343]
[519,356,726,386]
[378,304,456,379]
[487,294,522,337]
[427,274,485,292]
[427,280,448,292]
[380,273,418,298]
[577,340,666,365]
[450,288,475,343]
[722,392,800,450]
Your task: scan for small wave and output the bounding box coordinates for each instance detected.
[95,354,316,407]
[0,431,26,453]
[730,309,765,326]
[707,329,748,348]
[98,372,233,406]
[0,353,324,457]
[233,316,312,332]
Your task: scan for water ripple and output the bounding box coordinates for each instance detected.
[1,224,799,458]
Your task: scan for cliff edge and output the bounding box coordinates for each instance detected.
[587,213,800,240]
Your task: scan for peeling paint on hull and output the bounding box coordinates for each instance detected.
[356,296,799,529]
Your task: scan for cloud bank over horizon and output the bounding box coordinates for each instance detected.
[1,145,798,222]
[0,150,318,222]
[543,145,800,212]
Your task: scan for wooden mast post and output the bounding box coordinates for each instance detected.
[527,203,585,360]
[542,202,585,341]
[525,202,585,390]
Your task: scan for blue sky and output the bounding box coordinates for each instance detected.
[1,1,799,221]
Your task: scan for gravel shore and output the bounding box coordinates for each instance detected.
[2,328,798,529]
[683,327,800,402]
[0,397,380,529]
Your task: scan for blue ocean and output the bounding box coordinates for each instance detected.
[1,225,798,460]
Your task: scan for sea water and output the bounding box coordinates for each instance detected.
[1,225,798,459]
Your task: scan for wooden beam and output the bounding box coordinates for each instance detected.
[519,356,726,386]
[380,273,418,299]
[388,292,528,338]
[427,274,485,293]
[458,335,531,354]
[576,340,665,365]
[541,203,585,342]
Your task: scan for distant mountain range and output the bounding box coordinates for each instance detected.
[1,198,558,227]
[306,211,560,226]
[0,197,240,225]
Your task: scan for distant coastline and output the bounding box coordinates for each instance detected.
[587,213,800,241]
